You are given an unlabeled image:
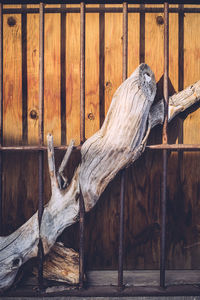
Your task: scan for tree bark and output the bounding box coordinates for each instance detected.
[0,64,200,292]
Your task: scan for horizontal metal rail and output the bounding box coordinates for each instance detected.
[0,144,200,151]
[0,145,82,151]
[2,7,200,14]
[147,144,200,151]
[1,0,200,4]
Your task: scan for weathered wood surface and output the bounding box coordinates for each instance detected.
[2,1,200,282]
[1,63,200,291]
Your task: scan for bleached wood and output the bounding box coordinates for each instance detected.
[0,64,200,292]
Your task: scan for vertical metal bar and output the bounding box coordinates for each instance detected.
[22,4,28,144]
[139,3,145,64]
[61,3,66,145]
[79,188,85,289]
[160,1,169,289]
[80,2,85,144]
[118,1,128,290]
[38,1,44,290]
[79,2,85,288]
[99,3,105,127]
[0,3,3,235]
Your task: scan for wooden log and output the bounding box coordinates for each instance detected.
[33,242,79,284]
[0,64,200,292]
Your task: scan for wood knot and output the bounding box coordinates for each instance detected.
[7,17,16,27]
[29,109,38,120]
[156,16,164,25]
[88,113,95,120]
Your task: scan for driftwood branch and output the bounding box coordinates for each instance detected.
[1,64,200,291]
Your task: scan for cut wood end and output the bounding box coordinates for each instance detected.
[33,243,80,284]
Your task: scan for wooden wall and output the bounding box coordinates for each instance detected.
[2,3,200,270]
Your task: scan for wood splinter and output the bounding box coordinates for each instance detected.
[0,64,200,292]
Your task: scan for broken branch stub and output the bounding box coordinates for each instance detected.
[1,64,200,292]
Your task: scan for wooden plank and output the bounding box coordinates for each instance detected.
[27,5,39,144]
[44,5,61,146]
[3,8,22,145]
[128,4,140,76]
[183,11,200,143]
[66,4,80,145]
[104,4,122,115]
[85,5,99,139]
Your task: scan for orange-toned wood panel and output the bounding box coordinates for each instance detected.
[104,5,122,115]
[66,5,80,145]
[184,10,200,144]
[2,4,200,272]
[27,9,39,144]
[3,9,22,145]
[145,4,164,83]
[44,5,61,146]
[85,6,99,139]
[128,5,140,77]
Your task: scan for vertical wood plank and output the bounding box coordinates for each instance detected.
[104,4,122,115]
[3,8,22,145]
[184,11,200,143]
[128,4,140,77]
[85,5,99,139]
[66,4,80,145]
[145,4,164,83]
[44,5,61,146]
[27,7,39,145]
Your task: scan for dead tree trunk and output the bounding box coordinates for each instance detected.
[0,63,200,291]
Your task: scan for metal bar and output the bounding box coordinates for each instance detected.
[99,4,105,127]
[79,188,85,289]
[147,144,200,151]
[79,4,86,286]
[60,4,66,145]
[118,1,128,290]
[0,143,200,152]
[160,1,169,289]
[38,1,44,290]
[80,2,85,144]
[1,143,200,151]
[0,145,82,151]
[3,7,200,14]
[0,3,3,235]
[22,4,28,144]
[1,0,200,5]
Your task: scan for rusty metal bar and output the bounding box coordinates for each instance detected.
[22,4,28,144]
[1,0,200,5]
[79,188,85,288]
[2,7,200,14]
[0,3,3,235]
[0,145,82,151]
[122,2,128,82]
[79,3,86,288]
[118,1,128,290]
[160,1,169,289]
[1,143,200,152]
[147,144,200,151]
[80,2,85,144]
[38,1,44,290]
